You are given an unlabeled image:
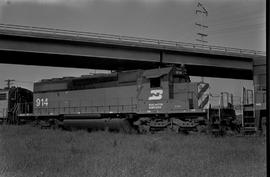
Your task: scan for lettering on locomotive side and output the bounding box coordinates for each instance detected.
[174,105,182,109]
[148,89,163,100]
[35,98,48,107]
[149,103,163,109]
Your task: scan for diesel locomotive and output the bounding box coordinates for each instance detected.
[0,87,33,124]
[1,66,239,134]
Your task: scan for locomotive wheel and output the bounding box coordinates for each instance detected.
[178,128,189,135]
[196,125,208,133]
[119,119,138,134]
[51,119,63,130]
[119,124,132,134]
[138,125,150,134]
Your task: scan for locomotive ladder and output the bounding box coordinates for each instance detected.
[242,104,257,134]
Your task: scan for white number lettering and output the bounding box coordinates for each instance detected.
[43,98,48,107]
[36,98,40,107]
[36,98,49,107]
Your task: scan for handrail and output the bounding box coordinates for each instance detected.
[0,23,266,56]
[35,104,138,115]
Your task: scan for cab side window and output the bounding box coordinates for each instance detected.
[150,77,161,88]
[173,76,189,83]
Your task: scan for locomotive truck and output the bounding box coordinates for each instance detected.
[1,66,238,134]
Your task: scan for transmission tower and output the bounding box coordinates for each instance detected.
[195,1,208,43]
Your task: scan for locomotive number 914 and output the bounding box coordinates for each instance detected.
[35,98,48,107]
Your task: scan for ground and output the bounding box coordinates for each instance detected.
[0,125,266,177]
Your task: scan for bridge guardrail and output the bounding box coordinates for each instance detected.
[0,23,266,56]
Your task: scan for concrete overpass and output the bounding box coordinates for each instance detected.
[0,24,266,80]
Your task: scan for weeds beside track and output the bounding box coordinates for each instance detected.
[0,125,266,177]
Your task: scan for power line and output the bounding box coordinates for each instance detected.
[208,7,265,24]
[210,26,266,37]
[1,80,35,89]
[14,80,35,84]
[208,22,265,35]
[210,15,265,27]
[186,11,265,29]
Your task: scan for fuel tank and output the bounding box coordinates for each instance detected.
[63,118,132,131]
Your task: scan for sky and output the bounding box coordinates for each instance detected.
[0,0,266,103]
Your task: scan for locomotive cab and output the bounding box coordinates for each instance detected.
[137,66,208,115]
[135,66,210,132]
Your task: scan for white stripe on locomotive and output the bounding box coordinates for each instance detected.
[197,82,210,109]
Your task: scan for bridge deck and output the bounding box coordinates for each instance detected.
[0,24,265,58]
[0,24,266,80]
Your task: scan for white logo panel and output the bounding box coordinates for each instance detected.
[148,90,163,100]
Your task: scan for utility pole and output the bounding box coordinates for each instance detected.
[195,1,208,43]
[5,79,15,89]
